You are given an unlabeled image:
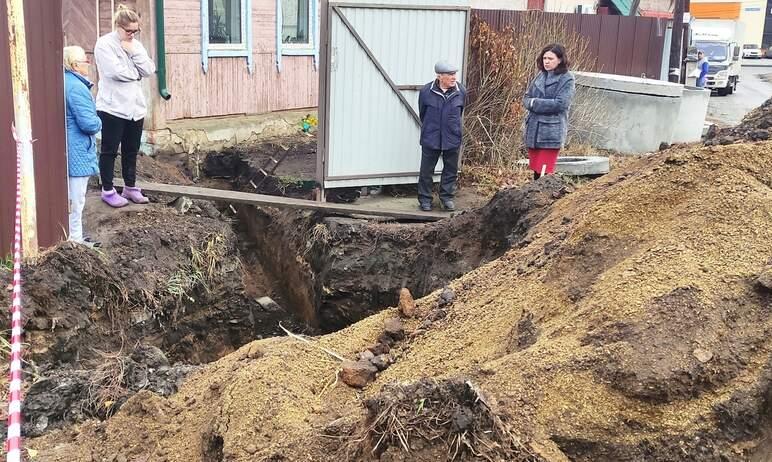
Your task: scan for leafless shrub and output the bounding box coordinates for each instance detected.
[464,12,608,171]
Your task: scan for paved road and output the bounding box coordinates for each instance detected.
[706,63,772,127]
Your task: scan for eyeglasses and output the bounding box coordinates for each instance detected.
[121,26,140,35]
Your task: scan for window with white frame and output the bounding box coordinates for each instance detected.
[281,0,311,46]
[201,0,253,72]
[208,0,246,48]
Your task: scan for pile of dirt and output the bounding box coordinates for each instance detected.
[0,199,304,436]
[28,141,772,461]
[705,97,772,145]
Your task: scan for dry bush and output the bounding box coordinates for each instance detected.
[464,12,607,171]
[339,378,546,461]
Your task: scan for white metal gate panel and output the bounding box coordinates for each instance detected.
[319,1,469,189]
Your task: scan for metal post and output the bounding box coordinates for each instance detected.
[669,0,685,83]
[6,0,38,256]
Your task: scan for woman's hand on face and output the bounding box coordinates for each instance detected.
[121,40,135,54]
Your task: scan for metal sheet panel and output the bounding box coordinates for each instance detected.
[323,2,469,187]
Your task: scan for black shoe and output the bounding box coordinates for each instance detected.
[441,200,455,211]
[419,203,432,212]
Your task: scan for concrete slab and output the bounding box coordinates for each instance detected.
[575,71,684,98]
[146,109,317,155]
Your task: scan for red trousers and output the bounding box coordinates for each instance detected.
[528,148,560,174]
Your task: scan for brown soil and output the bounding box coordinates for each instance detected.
[705,97,772,145]
[0,197,305,436]
[27,142,772,461]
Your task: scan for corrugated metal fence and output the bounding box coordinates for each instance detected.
[0,0,68,255]
[474,9,667,79]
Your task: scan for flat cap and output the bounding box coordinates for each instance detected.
[434,60,458,74]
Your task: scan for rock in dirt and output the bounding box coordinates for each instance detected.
[340,360,378,388]
[358,350,375,361]
[169,196,193,214]
[383,318,405,342]
[368,343,390,355]
[371,354,392,371]
[693,348,714,363]
[256,296,283,312]
[438,288,455,307]
[757,267,772,290]
[398,288,417,318]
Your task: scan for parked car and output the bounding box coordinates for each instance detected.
[743,44,763,58]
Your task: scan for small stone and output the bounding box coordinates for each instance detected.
[256,296,283,312]
[247,343,265,359]
[383,318,405,341]
[398,288,417,318]
[116,455,128,462]
[245,445,258,455]
[358,350,375,361]
[371,354,391,371]
[438,288,455,307]
[340,360,378,388]
[693,348,713,363]
[169,196,193,214]
[368,343,390,355]
[209,382,221,391]
[757,267,772,290]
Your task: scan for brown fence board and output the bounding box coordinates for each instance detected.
[631,19,652,77]
[0,1,68,253]
[473,9,666,79]
[598,15,620,73]
[614,16,637,75]
[26,0,69,248]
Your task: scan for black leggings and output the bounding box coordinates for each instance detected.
[98,111,144,190]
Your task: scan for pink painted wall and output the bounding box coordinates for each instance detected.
[160,0,318,122]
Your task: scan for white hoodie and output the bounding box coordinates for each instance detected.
[94,31,156,121]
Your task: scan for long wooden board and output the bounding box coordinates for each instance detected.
[115,180,449,222]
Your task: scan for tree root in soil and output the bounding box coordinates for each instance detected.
[339,378,546,462]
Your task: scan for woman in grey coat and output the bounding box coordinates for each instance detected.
[522,44,576,179]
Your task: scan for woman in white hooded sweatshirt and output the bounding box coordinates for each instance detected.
[94,5,156,208]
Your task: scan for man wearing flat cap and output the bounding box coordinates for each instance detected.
[417,60,466,212]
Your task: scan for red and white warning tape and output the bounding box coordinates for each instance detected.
[6,128,25,462]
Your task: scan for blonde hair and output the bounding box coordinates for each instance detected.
[113,4,140,29]
[63,46,87,72]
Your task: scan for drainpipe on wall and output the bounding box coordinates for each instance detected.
[155,0,171,100]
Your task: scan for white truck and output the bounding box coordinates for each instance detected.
[687,19,744,95]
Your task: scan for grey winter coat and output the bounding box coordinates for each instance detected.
[522,71,576,149]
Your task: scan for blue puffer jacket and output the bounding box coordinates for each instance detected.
[65,70,101,177]
[418,81,466,151]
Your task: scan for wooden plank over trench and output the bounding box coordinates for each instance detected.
[116,180,449,222]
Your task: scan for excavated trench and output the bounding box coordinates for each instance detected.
[1,142,573,438]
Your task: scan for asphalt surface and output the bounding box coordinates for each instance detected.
[705,61,772,127]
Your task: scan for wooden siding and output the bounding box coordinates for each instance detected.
[160,0,318,121]
[63,0,99,49]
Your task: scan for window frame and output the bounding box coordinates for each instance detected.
[276,0,318,71]
[201,0,254,73]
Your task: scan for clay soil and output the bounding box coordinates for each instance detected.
[22,139,772,461]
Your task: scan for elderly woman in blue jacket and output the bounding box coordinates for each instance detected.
[523,44,576,180]
[64,46,102,246]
